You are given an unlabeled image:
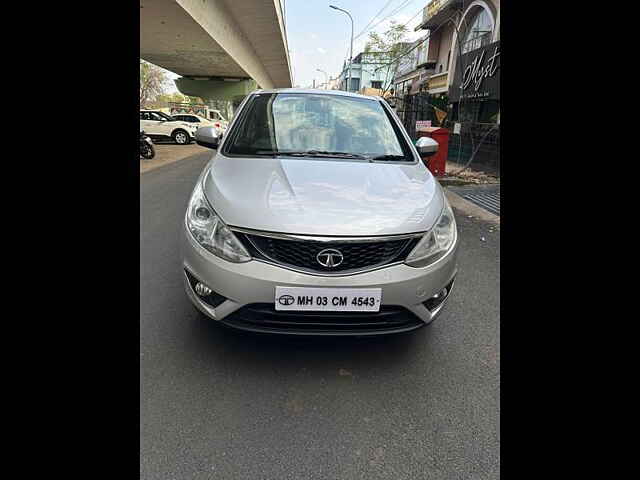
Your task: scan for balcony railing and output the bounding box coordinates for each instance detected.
[427,71,448,90]
[461,31,492,54]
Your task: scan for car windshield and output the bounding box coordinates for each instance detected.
[225,93,408,160]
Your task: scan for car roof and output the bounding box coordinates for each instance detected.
[250,88,381,101]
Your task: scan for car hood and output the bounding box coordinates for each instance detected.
[202,154,444,236]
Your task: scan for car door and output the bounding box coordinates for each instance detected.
[148,112,171,137]
[140,112,153,133]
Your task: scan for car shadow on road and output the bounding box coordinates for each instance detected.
[184,307,436,375]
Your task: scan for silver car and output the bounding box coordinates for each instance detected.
[182,89,458,336]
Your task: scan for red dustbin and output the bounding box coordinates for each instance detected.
[416,127,450,176]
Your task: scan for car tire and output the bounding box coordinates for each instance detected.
[172,129,190,145]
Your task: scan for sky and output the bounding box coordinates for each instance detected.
[285,0,426,87]
[161,0,428,92]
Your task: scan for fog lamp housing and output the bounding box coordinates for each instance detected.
[195,282,212,297]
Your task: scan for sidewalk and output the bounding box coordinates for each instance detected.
[140,142,209,174]
[437,160,500,187]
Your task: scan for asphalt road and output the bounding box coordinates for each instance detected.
[140,153,500,480]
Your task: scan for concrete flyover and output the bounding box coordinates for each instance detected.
[140,0,292,101]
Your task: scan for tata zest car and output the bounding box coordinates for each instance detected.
[182,89,458,336]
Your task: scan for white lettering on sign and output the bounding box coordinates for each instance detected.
[461,46,500,92]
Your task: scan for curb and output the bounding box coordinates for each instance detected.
[438,177,500,187]
[444,188,500,226]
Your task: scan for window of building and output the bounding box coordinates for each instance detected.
[461,6,493,54]
[478,100,500,124]
[371,81,383,89]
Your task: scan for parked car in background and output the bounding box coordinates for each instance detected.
[172,113,226,137]
[168,102,229,128]
[182,89,458,336]
[139,110,198,145]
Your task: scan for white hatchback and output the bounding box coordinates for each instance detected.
[182,89,458,336]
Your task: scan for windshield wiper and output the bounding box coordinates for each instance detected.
[368,154,407,161]
[255,150,368,159]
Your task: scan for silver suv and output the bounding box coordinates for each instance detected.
[182,89,458,335]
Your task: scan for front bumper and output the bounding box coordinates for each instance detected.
[182,228,458,335]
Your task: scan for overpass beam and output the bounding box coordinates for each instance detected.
[175,77,257,104]
[177,0,277,89]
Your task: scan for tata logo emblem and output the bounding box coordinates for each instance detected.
[277,294,295,306]
[316,248,344,268]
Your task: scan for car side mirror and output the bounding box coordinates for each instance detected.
[415,136,439,157]
[195,126,219,150]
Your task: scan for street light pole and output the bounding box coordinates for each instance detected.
[316,69,329,89]
[330,5,353,92]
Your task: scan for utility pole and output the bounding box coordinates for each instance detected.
[330,5,353,92]
[317,69,329,89]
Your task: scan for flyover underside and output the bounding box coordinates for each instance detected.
[140,0,292,94]
[174,77,257,102]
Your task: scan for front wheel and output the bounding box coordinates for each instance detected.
[140,142,155,159]
[172,130,190,145]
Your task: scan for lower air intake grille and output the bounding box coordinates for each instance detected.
[222,303,424,334]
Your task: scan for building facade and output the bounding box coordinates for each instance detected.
[336,51,393,93]
[389,0,501,173]
[392,37,431,99]
[415,0,500,123]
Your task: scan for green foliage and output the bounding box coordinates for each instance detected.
[365,20,408,55]
[140,60,204,108]
[140,60,171,108]
[364,21,412,94]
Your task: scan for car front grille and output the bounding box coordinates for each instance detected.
[236,232,421,274]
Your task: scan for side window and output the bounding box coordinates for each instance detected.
[140,112,150,121]
[191,116,200,122]
[174,115,184,121]
[149,112,164,121]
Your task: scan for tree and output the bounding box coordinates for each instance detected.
[140,60,171,108]
[364,21,413,95]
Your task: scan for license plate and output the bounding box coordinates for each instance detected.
[275,286,382,312]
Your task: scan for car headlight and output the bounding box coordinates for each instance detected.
[405,198,457,267]
[185,180,251,263]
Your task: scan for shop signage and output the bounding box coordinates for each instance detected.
[450,40,500,102]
